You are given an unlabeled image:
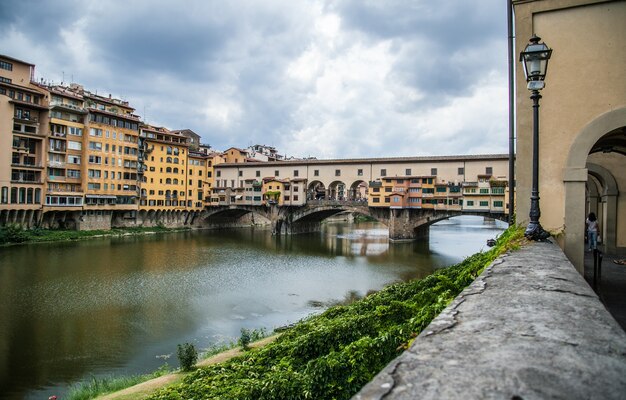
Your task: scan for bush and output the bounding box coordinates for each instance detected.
[239,328,252,350]
[0,224,30,244]
[177,343,198,372]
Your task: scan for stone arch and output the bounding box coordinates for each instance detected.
[349,180,368,201]
[307,180,326,200]
[563,106,626,273]
[328,180,346,201]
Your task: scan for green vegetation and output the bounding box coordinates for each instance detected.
[0,225,187,245]
[177,343,198,372]
[65,364,171,400]
[238,327,268,351]
[149,225,524,400]
[353,214,377,223]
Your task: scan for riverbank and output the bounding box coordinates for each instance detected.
[0,224,191,246]
[90,224,523,400]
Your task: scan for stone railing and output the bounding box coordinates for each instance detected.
[354,240,626,400]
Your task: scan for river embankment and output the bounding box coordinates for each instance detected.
[0,224,191,246]
[86,225,523,400]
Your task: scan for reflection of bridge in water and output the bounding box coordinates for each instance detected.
[201,199,507,241]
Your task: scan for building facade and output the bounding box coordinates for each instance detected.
[0,55,48,226]
[513,0,626,271]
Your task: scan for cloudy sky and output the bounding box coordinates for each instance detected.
[0,0,510,159]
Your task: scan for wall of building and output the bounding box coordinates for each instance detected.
[513,0,626,269]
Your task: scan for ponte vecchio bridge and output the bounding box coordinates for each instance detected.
[195,154,511,240]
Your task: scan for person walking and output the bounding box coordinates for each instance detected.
[586,212,600,251]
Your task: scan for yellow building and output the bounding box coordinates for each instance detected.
[139,125,189,210]
[222,147,249,163]
[187,150,208,210]
[262,177,287,206]
[0,54,48,226]
[79,92,141,228]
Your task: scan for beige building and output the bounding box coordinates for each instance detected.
[0,54,49,226]
[513,0,626,271]
[43,85,87,227]
[214,154,509,205]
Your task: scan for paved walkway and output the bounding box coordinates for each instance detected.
[354,240,626,400]
[584,249,626,330]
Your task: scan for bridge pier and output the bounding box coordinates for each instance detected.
[387,209,430,241]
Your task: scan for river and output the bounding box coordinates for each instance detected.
[0,216,506,399]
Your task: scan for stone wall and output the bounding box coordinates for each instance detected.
[354,240,626,400]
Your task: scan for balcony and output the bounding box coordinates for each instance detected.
[50,102,87,114]
[11,162,43,169]
[11,179,42,184]
[14,115,39,124]
[48,161,66,168]
[49,146,66,153]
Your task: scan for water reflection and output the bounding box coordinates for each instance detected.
[0,216,505,399]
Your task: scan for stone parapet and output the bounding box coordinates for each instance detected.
[354,240,626,400]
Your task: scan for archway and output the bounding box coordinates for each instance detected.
[307,181,326,200]
[328,180,346,201]
[349,180,368,202]
[564,107,626,273]
[586,162,619,254]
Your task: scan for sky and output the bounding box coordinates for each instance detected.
[0,0,510,159]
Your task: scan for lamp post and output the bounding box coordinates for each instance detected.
[520,35,552,241]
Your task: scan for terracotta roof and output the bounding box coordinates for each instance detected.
[216,154,509,168]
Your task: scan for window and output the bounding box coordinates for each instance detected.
[67,169,80,178]
[216,171,221,177]
[431,168,437,176]
[275,170,279,177]
[405,169,411,175]
[89,128,103,137]
[480,201,489,207]
[458,167,464,175]
[380,169,387,177]
[466,200,474,206]
[486,167,493,175]
[239,171,243,177]
[294,170,299,177]
[68,155,81,164]
[373,197,380,203]
[88,169,101,178]
[0,60,13,71]
[357,169,363,176]
[69,127,83,136]
[480,188,489,194]
[494,201,503,207]
[89,141,102,151]
[256,170,260,177]
[335,169,341,176]
[1,186,7,203]
[314,170,319,176]
[88,155,102,164]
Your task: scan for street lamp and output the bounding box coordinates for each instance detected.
[520,35,552,241]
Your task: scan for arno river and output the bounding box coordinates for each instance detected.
[0,216,506,399]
